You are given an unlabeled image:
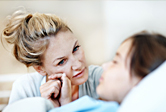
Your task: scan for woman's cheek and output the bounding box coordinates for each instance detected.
[62,66,73,80]
[78,48,85,60]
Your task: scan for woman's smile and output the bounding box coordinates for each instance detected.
[73,67,85,78]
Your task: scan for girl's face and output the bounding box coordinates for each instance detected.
[97,39,141,103]
[42,30,88,85]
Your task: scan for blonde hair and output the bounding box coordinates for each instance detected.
[1,9,72,67]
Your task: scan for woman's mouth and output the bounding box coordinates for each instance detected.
[73,68,85,78]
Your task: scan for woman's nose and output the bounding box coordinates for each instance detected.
[71,56,82,70]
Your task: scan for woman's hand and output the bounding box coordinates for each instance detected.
[40,75,62,107]
[48,73,72,106]
[59,73,72,106]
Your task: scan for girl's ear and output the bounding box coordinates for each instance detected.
[33,66,47,76]
[132,75,142,87]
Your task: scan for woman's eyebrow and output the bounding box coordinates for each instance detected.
[52,56,65,64]
[52,40,78,64]
[73,40,78,48]
[73,40,78,50]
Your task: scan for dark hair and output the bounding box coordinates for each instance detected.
[125,31,166,78]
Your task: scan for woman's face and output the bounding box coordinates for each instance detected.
[97,39,141,103]
[42,30,88,85]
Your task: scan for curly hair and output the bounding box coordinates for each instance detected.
[1,9,72,67]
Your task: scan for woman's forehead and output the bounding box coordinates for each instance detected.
[44,31,77,58]
[49,31,76,47]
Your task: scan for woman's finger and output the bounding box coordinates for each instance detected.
[41,85,60,99]
[48,73,63,80]
[59,73,72,105]
[40,80,61,95]
[61,73,70,88]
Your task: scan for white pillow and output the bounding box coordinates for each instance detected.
[118,61,166,112]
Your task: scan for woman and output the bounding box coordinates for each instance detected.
[1,9,103,107]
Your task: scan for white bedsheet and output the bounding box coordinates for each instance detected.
[118,61,166,112]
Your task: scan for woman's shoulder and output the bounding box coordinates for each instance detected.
[9,72,44,104]
[88,65,103,79]
[13,72,44,87]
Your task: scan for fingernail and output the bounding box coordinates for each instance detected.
[48,76,52,79]
[62,73,66,77]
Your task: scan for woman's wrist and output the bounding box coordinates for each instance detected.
[60,97,72,106]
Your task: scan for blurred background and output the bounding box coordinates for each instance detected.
[0,0,166,111]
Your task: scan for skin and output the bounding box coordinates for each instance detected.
[34,30,88,106]
[97,39,142,104]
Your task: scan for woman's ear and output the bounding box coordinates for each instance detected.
[33,66,47,76]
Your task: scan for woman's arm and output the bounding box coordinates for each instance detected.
[9,72,42,104]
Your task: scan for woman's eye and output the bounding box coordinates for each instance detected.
[73,45,80,53]
[58,59,66,65]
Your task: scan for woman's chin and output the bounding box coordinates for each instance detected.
[71,73,88,85]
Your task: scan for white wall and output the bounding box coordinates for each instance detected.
[0,1,166,74]
[103,1,166,61]
[0,1,105,74]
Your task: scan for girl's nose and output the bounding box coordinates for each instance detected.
[102,61,111,70]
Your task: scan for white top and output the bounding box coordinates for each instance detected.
[3,97,54,112]
[9,65,103,104]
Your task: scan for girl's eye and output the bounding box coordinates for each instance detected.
[58,59,66,65]
[73,45,80,53]
[112,60,118,64]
